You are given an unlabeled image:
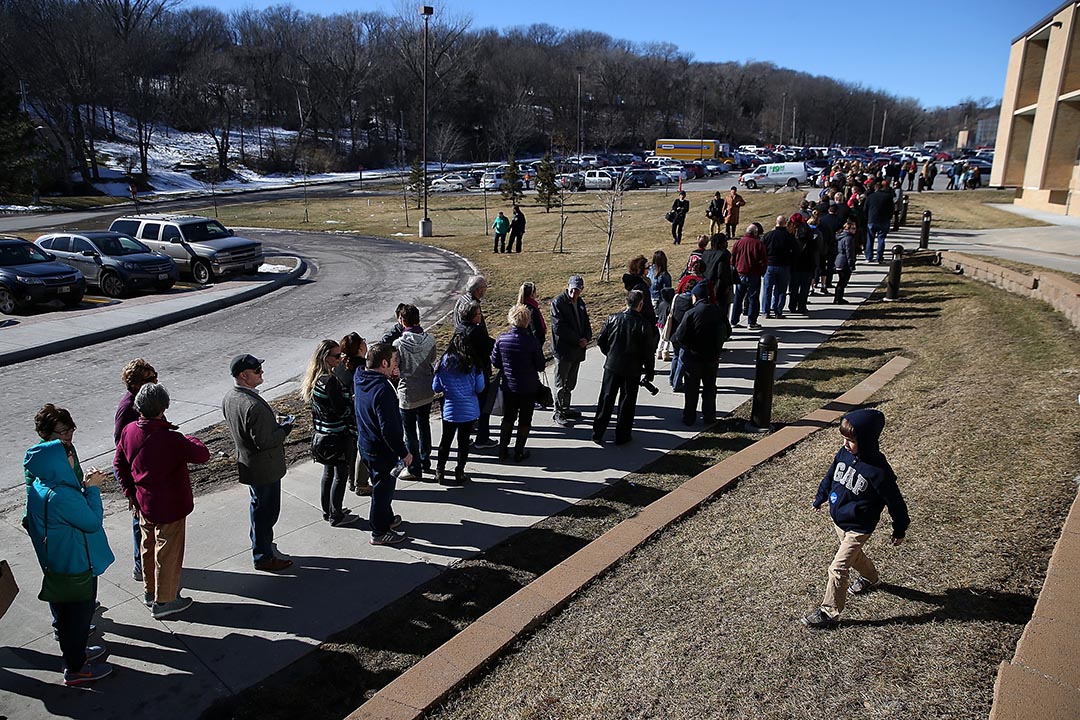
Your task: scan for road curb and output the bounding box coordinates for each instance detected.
[0,256,306,368]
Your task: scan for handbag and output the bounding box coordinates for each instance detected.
[537,372,554,408]
[0,559,18,620]
[37,491,95,604]
[311,431,348,464]
[665,210,676,223]
[483,370,504,416]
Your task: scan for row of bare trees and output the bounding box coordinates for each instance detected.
[0,0,998,195]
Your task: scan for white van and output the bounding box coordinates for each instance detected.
[738,162,809,189]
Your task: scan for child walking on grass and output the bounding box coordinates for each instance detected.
[803,408,910,629]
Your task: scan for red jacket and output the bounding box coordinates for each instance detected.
[730,234,768,276]
[115,418,210,525]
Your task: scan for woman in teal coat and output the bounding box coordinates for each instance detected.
[492,211,510,253]
[24,439,115,686]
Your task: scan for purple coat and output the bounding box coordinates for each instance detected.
[491,327,545,395]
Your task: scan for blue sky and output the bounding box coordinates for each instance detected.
[192,0,1062,107]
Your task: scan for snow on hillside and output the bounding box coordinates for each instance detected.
[87,113,396,198]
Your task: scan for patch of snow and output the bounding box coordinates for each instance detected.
[391,232,412,236]
[0,204,52,213]
[324,220,343,224]
[258,263,293,274]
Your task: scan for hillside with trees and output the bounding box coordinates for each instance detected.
[0,0,999,197]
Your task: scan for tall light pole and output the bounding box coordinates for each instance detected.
[869,99,877,146]
[419,5,433,238]
[575,65,584,158]
[880,107,888,146]
[699,86,706,160]
[780,92,786,145]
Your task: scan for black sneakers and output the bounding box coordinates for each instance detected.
[801,609,839,629]
[849,575,878,595]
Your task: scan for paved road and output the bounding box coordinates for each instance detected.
[0,229,471,502]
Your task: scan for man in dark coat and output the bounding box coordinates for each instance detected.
[591,289,658,445]
[761,216,797,319]
[222,354,294,572]
[863,181,895,263]
[508,205,527,253]
[550,275,592,426]
[354,342,412,545]
[670,191,690,245]
[673,283,724,425]
[701,233,734,345]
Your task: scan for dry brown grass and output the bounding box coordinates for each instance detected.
[905,189,1044,230]
[428,265,1080,720]
[199,187,806,327]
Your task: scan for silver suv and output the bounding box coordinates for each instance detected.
[108,214,263,284]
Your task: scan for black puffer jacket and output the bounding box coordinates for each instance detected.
[622,273,657,327]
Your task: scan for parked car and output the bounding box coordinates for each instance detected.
[556,172,585,191]
[683,162,706,179]
[35,231,178,297]
[431,173,475,192]
[702,160,728,175]
[621,169,655,190]
[0,236,85,314]
[108,215,263,285]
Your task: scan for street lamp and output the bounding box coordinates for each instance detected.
[869,99,877,146]
[575,65,584,159]
[418,5,433,238]
[780,92,786,145]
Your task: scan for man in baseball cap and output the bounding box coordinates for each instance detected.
[221,354,294,572]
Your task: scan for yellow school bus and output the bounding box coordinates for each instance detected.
[654,138,731,161]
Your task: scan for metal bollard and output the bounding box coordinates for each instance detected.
[920,210,931,249]
[900,195,909,225]
[749,334,778,431]
[885,244,904,301]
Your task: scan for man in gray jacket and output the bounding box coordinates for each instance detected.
[222,354,294,572]
[393,304,436,481]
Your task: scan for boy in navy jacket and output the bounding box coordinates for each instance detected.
[803,408,910,629]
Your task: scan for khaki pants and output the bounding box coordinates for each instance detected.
[821,525,879,618]
[709,218,722,235]
[140,516,186,604]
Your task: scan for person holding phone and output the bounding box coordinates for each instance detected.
[222,354,295,572]
[25,435,115,685]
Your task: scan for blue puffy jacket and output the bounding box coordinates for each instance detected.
[433,354,486,423]
[24,440,115,577]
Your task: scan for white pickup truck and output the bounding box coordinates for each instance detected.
[582,169,616,190]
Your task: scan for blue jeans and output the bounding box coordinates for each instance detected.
[762,266,790,316]
[249,481,281,564]
[132,514,142,576]
[731,274,761,325]
[866,223,889,262]
[402,403,432,475]
[50,577,97,673]
[366,457,398,535]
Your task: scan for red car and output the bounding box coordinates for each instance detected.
[683,162,706,179]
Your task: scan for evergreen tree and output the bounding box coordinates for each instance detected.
[0,83,41,195]
[408,156,428,209]
[501,155,523,204]
[533,152,561,212]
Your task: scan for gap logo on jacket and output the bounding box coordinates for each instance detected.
[814,409,910,538]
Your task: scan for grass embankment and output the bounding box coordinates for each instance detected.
[906,188,1042,230]
[201,262,1080,720]
[427,264,1080,720]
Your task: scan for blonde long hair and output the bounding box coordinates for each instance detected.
[300,339,339,402]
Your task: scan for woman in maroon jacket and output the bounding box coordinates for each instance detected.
[115,383,210,620]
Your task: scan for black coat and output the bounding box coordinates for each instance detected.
[763,227,797,267]
[673,300,725,363]
[864,189,895,225]
[550,290,592,361]
[597,309,657,380]
[622,273,657,327]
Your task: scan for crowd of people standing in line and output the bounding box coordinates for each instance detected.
[20,171,907,683]
[820,155,984,192]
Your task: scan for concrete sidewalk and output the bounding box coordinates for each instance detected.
[0,242,905,719]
